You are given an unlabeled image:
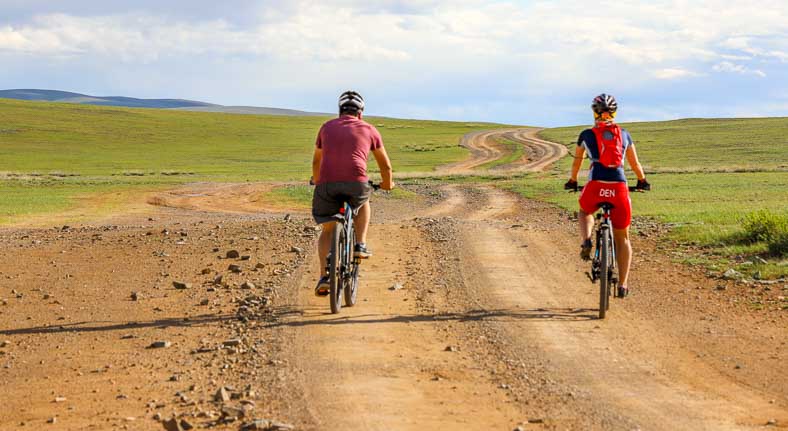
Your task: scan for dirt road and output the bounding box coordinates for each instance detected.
[0,129,785,430]
[438,128,568,174]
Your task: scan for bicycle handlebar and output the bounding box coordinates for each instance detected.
[569,184,646,193]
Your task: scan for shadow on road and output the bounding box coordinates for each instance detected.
[0,313,234,336]
[266,307,597,328]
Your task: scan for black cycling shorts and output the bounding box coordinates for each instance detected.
[312,181,372,224]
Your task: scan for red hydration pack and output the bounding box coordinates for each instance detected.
[591,122,624,168]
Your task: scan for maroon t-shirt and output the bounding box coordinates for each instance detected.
[315,115,383,184]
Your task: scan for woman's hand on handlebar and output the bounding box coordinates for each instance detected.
[636,178,651,191]
[564,179,578,192]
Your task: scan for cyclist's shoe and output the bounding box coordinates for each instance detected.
[314,276,330,297]
[354,243,372,259]
[580,239,593,261]
[617,284,630,298]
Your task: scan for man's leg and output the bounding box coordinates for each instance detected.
[613,227,632,287]
[354,202,370,244]
[317,222,336,275]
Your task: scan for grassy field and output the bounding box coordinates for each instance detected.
[542,118,788,172]
[525,118,788,278]
[0,98,501,223]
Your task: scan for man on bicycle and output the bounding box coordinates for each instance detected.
[311,90,394,296]
[564,94,649,297]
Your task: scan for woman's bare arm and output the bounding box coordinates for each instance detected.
[625,145,646,181]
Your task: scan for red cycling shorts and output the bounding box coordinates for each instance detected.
[579,181,632,229]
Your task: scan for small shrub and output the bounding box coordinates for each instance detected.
[768,231,788,257]
[741,210,788,243]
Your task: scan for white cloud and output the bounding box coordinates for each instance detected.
[1,0,787,123]
[654,68,705,80]
[712,61,767,78]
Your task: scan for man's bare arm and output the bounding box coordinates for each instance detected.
[312,148,322,184]
[372,147,394,190]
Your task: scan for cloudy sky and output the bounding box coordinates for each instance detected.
[1,0,787,126]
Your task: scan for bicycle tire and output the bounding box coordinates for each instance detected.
[329,223,343,314]
[599,227,610,319]
[344,229,359,307]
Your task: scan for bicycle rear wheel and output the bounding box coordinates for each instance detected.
[598,228,611,319]
[329,223,344,314]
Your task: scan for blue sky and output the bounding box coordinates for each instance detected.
[1,0,787,126]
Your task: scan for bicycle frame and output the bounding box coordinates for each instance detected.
[326,201,362,313]
[591,204,618,285]
[326,204,354,278]
[339,203,358,278]
[322,181,379,314]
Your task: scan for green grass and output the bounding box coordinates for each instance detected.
[263,184,313,210]
[540,117,788,171]
[0,181,86,221]
[0,98,503,222]
[523,118,788,278]
[478,137,524,170]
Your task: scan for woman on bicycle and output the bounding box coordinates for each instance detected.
[564,94,650,297]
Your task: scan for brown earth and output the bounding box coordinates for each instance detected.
[0,129,785,430]
[437,128,568,174]
[0,183,785,431]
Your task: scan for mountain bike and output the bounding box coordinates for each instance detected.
[326,182,380,314]
[574,184,640,319]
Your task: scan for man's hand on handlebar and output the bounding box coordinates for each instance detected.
[564,179,578,191]
[379,180,394,191]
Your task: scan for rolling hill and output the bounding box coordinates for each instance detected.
[0,89,328,116]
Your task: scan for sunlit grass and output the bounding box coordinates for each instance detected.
[0,99,505,221]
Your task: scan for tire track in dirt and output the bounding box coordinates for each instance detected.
[279,222,525,430]
[438,184,787,430]
[497,129,569,172]
[139,128,564,219]
[437,128,568,175]
[147,183,306,215]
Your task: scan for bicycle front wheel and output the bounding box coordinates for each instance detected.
[329,223,343,314]
[598,228,611,319]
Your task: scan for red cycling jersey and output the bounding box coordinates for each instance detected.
[315,115,383,184]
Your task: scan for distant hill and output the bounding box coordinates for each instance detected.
[0,89,214,109]
[0,89,329,116]
[171,105,329,116]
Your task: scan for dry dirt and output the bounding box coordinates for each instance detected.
[0,133,786,430]
[437,128,568,174]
